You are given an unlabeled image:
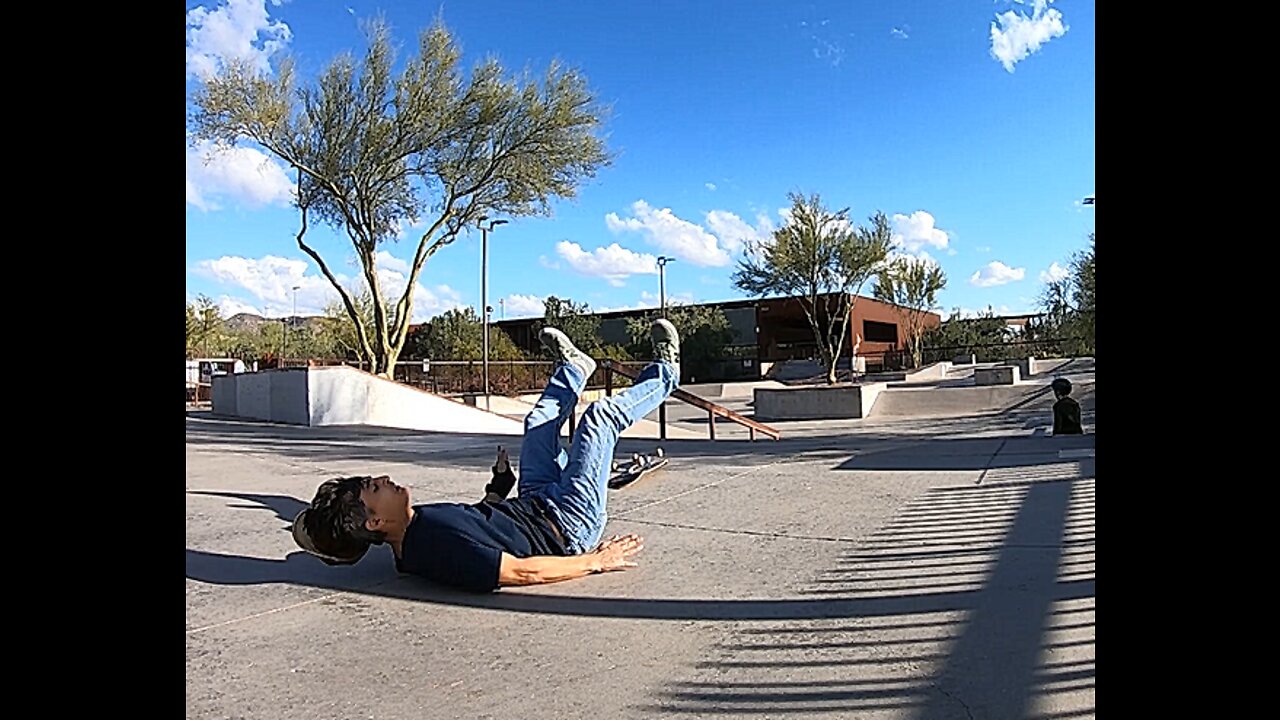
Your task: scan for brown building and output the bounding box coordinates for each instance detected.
[492,292,941,382]
[755,293,940,364]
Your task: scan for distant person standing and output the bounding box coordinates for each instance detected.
[1051,378,1083,435]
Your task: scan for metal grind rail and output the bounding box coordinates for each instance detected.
[565,359,781,442]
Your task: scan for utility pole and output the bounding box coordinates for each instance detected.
[655,256,675,441]
[657,256,675,318]
[479,217,508,409]
[291,285,299,363]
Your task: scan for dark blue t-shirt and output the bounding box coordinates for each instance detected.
[395,496,567,592]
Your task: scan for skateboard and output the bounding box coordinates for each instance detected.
[608,447,668,489]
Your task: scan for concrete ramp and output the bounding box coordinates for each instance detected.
[211,366,525,435]
[871,384,1048,418]
[871,378,1094,418]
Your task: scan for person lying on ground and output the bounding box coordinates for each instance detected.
[290,319,682,593]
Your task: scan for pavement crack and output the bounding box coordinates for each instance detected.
[938,686,975,720]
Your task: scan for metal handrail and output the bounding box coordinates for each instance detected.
[597,360,781,442]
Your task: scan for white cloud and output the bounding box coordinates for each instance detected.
[990,0,1067,73]
[705,210,773,254]
[186,139,294,211]
[890,211,951,255]
[811,36,845,66]
[538,256,561,271]
[556,241,659,286]
[891,27,909,39]
[375,250,411,276]
[604,200,776,266]
[215,295,264,318]
[593,301,654,314]
[705,183,717,191]
[888,249,939,267]
[975,245,992,253]
[969,261,1026,287]
[1039,261,1070,284]
[606,200,730,266]
[503,294,546,318]
[645,290,694,306]
[192,252,466,321]
[407,284,467,321]
[195,255,309,307]
[372,253,466,321]
[186,0,292,80]
[595,291,694,314]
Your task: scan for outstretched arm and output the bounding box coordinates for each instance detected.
[497,534,645,586]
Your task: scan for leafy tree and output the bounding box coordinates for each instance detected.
[417,307,524,360]
[625,303,735,381]
[189,17,610,378]
[535,296,603,355]
[316,290,382,364]
[423,307,483,359]
[921,307,1010,362]
[1032,233,1095,357]
[873,256,947,368]
[186,294,226,358]
[402,322,433,360]
[1069,233,1095,354]
[732,192,891,383]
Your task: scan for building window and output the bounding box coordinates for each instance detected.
[863,320,897,343]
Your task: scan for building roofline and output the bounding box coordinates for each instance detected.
[491,291,939,326]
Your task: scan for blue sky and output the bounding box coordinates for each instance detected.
[185,0,1094,323]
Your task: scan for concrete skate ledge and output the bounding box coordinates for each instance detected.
[975,365,1020,385]
[211,366,524,434]
[753,382,888,420]
[903,361,951,382]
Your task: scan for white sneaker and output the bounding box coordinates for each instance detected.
[651,318,681,366]
[539,327,597,378]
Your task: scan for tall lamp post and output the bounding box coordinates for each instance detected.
[479,217,508,409]
[657,256,675,318]
[291,285,299,363]
[655,256,676,440]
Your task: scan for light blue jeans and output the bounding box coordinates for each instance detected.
[517,361,678,554]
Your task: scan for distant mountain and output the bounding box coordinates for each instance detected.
[224,313,324,332]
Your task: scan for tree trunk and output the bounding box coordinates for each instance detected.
[824,329,847,384]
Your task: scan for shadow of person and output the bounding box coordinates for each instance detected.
[187,491,307,526]
[185,545,1094,623]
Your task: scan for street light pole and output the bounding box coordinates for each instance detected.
[291,285,299,363]
[479,217,508,409]
[657,256,675,318]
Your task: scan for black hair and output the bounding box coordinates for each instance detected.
[1051,378,1073,396]
[301,476,387,562]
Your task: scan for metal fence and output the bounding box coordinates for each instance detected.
[391,359,647,397]
[857,337,1090,372]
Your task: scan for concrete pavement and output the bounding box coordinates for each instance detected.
[186,369,1095,719]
